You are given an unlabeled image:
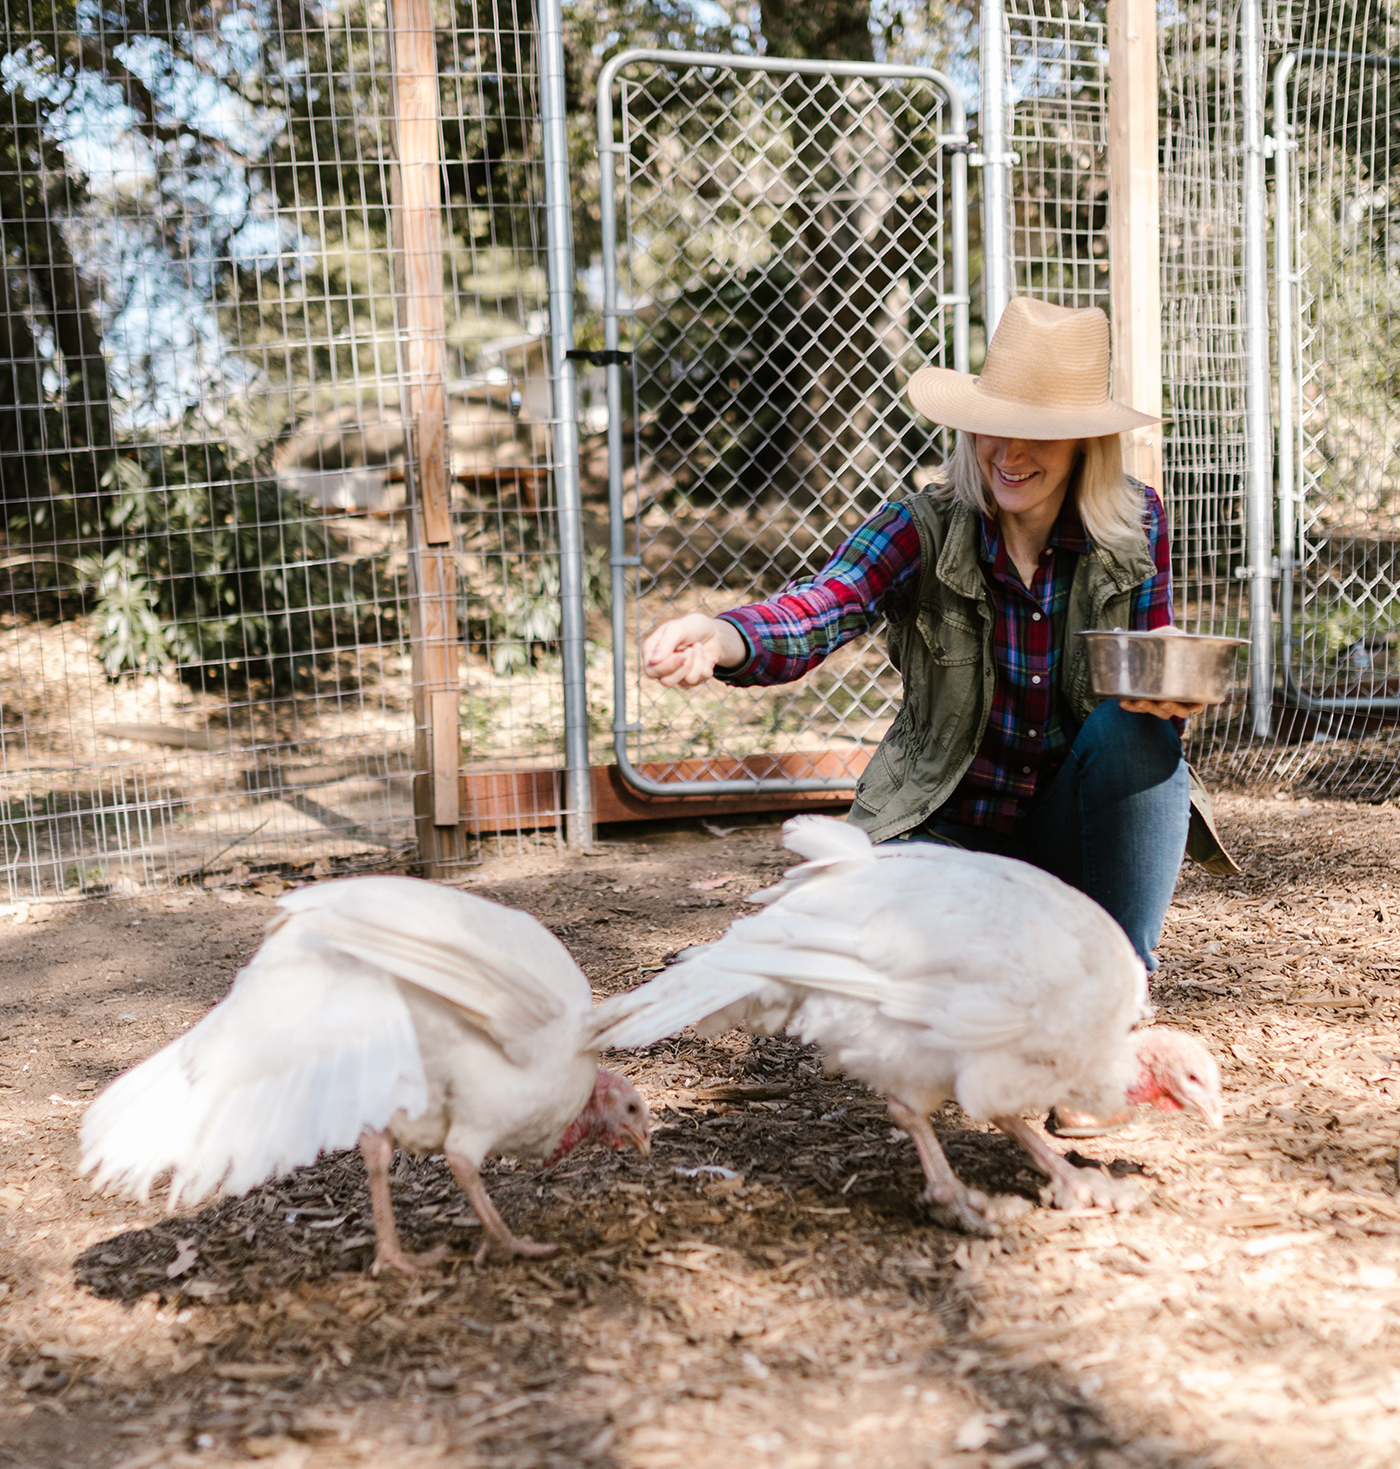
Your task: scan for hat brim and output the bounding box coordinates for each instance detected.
[906,366,1160,439]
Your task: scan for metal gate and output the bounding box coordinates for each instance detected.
[1274,48,1400,727]
[595,51,970,796]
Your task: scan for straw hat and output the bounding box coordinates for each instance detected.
[906,297,1159,439]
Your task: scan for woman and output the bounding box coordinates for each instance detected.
[642,297,1236,974]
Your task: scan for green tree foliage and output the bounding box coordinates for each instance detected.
[0,0,116,532]
[77,434,395,686]
[633,263,806,508]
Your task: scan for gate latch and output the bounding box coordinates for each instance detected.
[566,349,634,367]
[939,137,1020,167]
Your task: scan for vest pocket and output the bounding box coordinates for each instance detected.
[913,606,982,752]
[853,732,909,816]
[916,605,981,665]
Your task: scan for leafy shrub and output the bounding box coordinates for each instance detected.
[73,430,399,686]
[459,525,608,676]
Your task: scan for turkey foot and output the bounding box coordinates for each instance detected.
[358,1131,449,1275]
[887,1096,997,1238]
[993,1116,1140,1213]
[446,1152,559,1266]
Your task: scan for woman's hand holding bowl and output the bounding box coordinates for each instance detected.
[1117,697,1207,720]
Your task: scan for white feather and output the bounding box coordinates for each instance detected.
[275,878,592,1059]
[594,815,1149,1122]
[81,877,603,1210]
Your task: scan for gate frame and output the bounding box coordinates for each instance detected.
[1271,44,1400,718]
[593,49,972,799]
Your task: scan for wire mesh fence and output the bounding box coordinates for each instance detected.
[1153,0,1256,773]
[1004,0,1262,792]
[600,52,969,794]
[8,0,1400,893]
[0,0,559,898]
[1273,29,1400,798]
[1006,0,1111,314]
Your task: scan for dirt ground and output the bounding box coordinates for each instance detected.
[3,791,1400,1469]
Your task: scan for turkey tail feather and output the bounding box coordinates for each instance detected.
[584,960,784,1051]
[780,814,875,867]
[80,940,428,1210]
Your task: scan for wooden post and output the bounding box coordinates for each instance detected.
[390,0,461,873]
[1108,0,1162,491]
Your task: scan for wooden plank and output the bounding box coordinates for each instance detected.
[461,768,563,835]
[415,547,456,686]
[431,690,461,826]
[459,752,869,835]
[1108,0,1162,491]
[390,0,459,873]
[591,764,859,827]
[392,0,451,546]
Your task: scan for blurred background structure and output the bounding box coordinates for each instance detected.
[2,0,1399,895]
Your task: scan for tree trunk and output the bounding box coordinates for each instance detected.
[0,188,116,528]
[42,210,116,523]
[0,247,53,508]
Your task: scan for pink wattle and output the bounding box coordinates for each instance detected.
[545,1114,589,1166]
[1124,1068,1182,1112]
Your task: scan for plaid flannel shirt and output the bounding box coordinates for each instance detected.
[718,490,1174,833]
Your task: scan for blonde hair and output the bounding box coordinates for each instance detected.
[931,432,1147,554]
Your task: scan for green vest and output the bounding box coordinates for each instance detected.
[847,488,1238,874]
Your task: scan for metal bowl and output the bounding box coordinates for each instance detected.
[1079,630,1248,705]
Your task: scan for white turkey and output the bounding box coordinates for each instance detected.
[597,815,1222,1236]
[80,877,650,1272]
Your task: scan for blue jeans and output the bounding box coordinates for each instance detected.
[903,701,1190,970]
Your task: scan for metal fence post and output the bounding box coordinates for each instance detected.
[537,0,594,849]
[980,0,1012,335]
[1241,0,1274,737]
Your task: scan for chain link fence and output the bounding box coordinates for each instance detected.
[598,52,969,795]
[0,0,559,897]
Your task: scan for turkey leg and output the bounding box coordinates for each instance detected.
[446,1152,558,1267]
[886,1096,995,1238]
[992,1115,1139,1213]
[358,1131,448,1275]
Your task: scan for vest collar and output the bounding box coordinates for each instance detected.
[933,498,1156,599]
[1089,533,1157,593]
[933,502,987,600]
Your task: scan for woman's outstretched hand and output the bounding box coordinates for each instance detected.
[641,614,747,688]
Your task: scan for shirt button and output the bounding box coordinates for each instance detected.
[1022,765,1031,774]
[1028,729,1037,737]
[1031,675,1041,684]
[1032,612,1042,621]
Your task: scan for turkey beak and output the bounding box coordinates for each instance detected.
[1198,1097,1225,1131]
[626,1118,651,1157]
